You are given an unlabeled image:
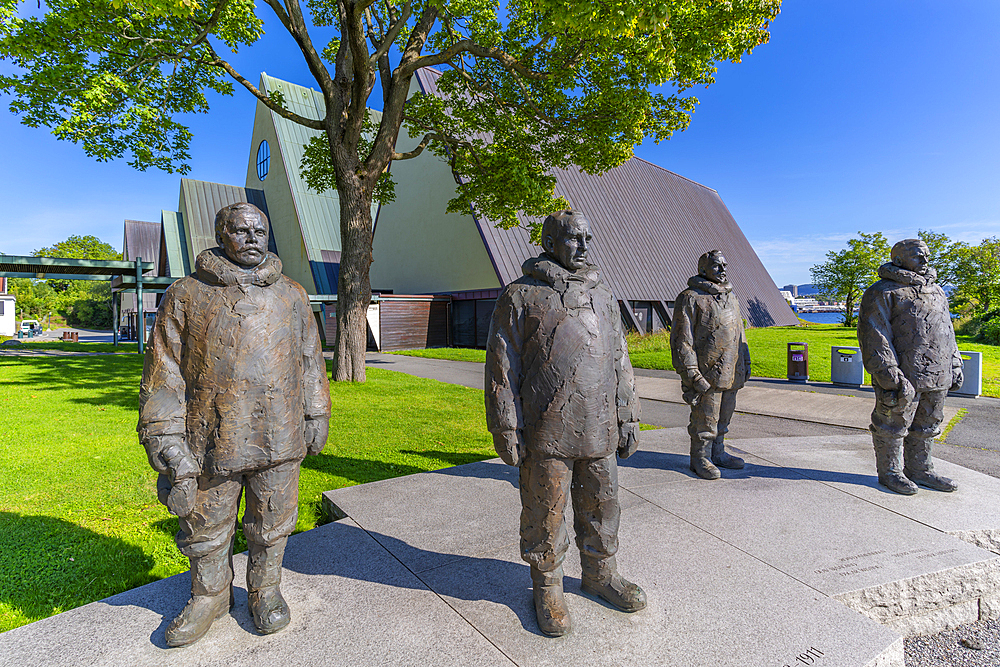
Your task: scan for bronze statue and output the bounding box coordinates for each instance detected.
[485,210,646,637]
[670,250,751,480]
[138,202,331,647]
[858,239,963,495]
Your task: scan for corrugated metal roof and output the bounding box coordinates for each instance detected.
[260,73,381,259]
[122,220,162,275]
[160,210,191,277]
[177,179,277,260]
[413,69,797,328]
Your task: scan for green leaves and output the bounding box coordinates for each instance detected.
[0,0,257,172]
[810,232,890,327]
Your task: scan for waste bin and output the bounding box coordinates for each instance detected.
[949,350,982,398]
[831,346,864,388]
[787,342,808,382]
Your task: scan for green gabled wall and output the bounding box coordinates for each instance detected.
[246,73,381,295]
[369,78,501,295]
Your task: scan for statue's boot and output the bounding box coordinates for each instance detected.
[904,434,957,492]
[530,566,571,637]
[873,435,918,495]
[580,556,646,612]
[711,436,744,470]
[248,540,291,635]
[690,438,721,480]
[165,551,235,648]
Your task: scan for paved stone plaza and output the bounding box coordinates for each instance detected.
[6,426,1000,666]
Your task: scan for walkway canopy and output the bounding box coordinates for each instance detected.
[0,254,162,353]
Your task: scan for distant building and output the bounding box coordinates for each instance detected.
[0,277,14,336]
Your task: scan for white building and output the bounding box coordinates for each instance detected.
[0,277,15,337]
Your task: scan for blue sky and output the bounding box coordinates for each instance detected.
[1,1,998,287]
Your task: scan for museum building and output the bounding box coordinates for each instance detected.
[118,72,797,349]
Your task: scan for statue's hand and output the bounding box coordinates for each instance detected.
[951,366,964,392]
[166,477,197,518]
[617,423,640,459]
[493,430,524,467]
[149,436,199,517]
[304,417,330,456]
[692,375,712,395]
[143,434,181,474]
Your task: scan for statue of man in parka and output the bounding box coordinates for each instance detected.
[670,250,751,480]
[138,202,331,647]
[858,239,963,495]
[485,210,646,638]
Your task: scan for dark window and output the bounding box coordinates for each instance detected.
[256,140,270,181]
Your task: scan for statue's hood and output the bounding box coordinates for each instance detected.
[878,262,937,287]
[195,247,283,287]
[687,275,732,295]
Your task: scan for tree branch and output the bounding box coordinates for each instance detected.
[282,0,336,96]
[400,39,545,80]
[369,0,410,66]
[202,43,324,130]
[390,132,438,160]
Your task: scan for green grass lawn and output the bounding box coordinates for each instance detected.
[389,323,1000,398]
[0,355,494,632]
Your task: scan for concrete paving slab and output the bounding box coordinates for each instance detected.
[0,519,512,667]
[732,434,1000,555]
[628,429,1000,635]
[419,496,903,667]
[323,460,521,573]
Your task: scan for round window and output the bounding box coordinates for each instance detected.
[256,140,270,181]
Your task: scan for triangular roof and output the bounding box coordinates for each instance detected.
[413,68,797,327]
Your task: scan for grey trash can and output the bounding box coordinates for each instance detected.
[949,350,982,398]
[831,346,864,388]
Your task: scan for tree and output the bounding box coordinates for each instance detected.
[951,237,1000,317]
[1,0,781,380]
[809,231,890,327]
[917,229,958,288]
[33,235,122,262]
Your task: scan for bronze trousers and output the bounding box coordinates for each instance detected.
[175,459,300,595]
[518,450,620,578]
[688,388,739,444]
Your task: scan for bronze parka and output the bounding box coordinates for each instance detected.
[138,248,331,476]
[670,276,751,392]
[485,255,640,459]
[858,263,962,391]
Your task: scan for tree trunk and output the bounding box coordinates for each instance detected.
[333,180,374,382]
[844,292,856,328]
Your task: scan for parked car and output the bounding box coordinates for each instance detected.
[19,319,40,332]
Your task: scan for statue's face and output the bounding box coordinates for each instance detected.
[218,211,268,267]
[703,254,728,284]
[896,242,930,275]
[545,217,591,271]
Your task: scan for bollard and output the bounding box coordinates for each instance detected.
[787,342,808,382]
[830,346,864,388]
[949,351,983,398]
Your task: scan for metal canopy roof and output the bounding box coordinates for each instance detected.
[0,254,154,280]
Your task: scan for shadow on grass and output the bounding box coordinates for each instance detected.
[399,449,495,468]
[0,354,143,409]
[0,512,156,631]
[301,454,427,485]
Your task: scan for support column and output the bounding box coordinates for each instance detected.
[136,257,144,356]
[112,290,119,347]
